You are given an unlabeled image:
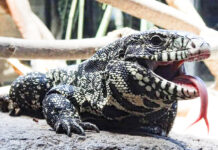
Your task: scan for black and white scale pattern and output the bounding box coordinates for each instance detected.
[8,30,210,136]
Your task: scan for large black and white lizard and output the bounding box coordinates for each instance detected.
[7,30,210,137]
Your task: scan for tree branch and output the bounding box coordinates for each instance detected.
[0,36,119,60]
[97,0,203,34]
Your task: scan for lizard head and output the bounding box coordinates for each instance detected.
[124,30,210,63]
[122,29,210,130]
[123,30,210,100]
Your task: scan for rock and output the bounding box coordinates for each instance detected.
[0,112,217,150]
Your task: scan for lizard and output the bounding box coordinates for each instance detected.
[7,29,210,137]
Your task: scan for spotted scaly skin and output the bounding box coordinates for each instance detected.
[9,30,210,136]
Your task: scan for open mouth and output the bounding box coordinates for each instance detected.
[137,49,210,132]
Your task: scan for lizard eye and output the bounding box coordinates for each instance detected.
[150,35,163,46]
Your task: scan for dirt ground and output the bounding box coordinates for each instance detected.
[0,112,218,150]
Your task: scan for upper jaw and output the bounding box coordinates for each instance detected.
[134,38,211,82]
[148,47,210,62]
[125,38,210,63]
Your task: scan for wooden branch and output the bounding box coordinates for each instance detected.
[97,0,204,34]
[165,0,206,26]
[0,36,119,60]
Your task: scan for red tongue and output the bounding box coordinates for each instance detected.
[175,75,209,132]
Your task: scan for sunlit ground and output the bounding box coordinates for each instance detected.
[172,82,218,140]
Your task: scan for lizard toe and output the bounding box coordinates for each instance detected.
[79,122,100,133]
[54,118,85,137]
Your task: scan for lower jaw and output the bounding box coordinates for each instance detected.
[153,61,209,132]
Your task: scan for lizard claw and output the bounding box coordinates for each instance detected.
[54,118,85,137]
[79,122,100,133]
[9,107,21,116]
[54,117,100,136]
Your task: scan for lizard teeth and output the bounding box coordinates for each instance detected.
[162,52,168,61]
[176,51,182,60]
[155,51,188,62]
[181,51,186,59]
[169,51,176,60]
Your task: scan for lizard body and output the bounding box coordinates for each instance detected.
[8,30,210,136]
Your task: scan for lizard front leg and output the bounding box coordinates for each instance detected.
[42,85,99,136]
[9,72,53,117]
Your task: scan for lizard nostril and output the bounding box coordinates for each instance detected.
[191,42,196,48]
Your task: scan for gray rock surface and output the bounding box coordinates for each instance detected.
[0,112,217,150]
